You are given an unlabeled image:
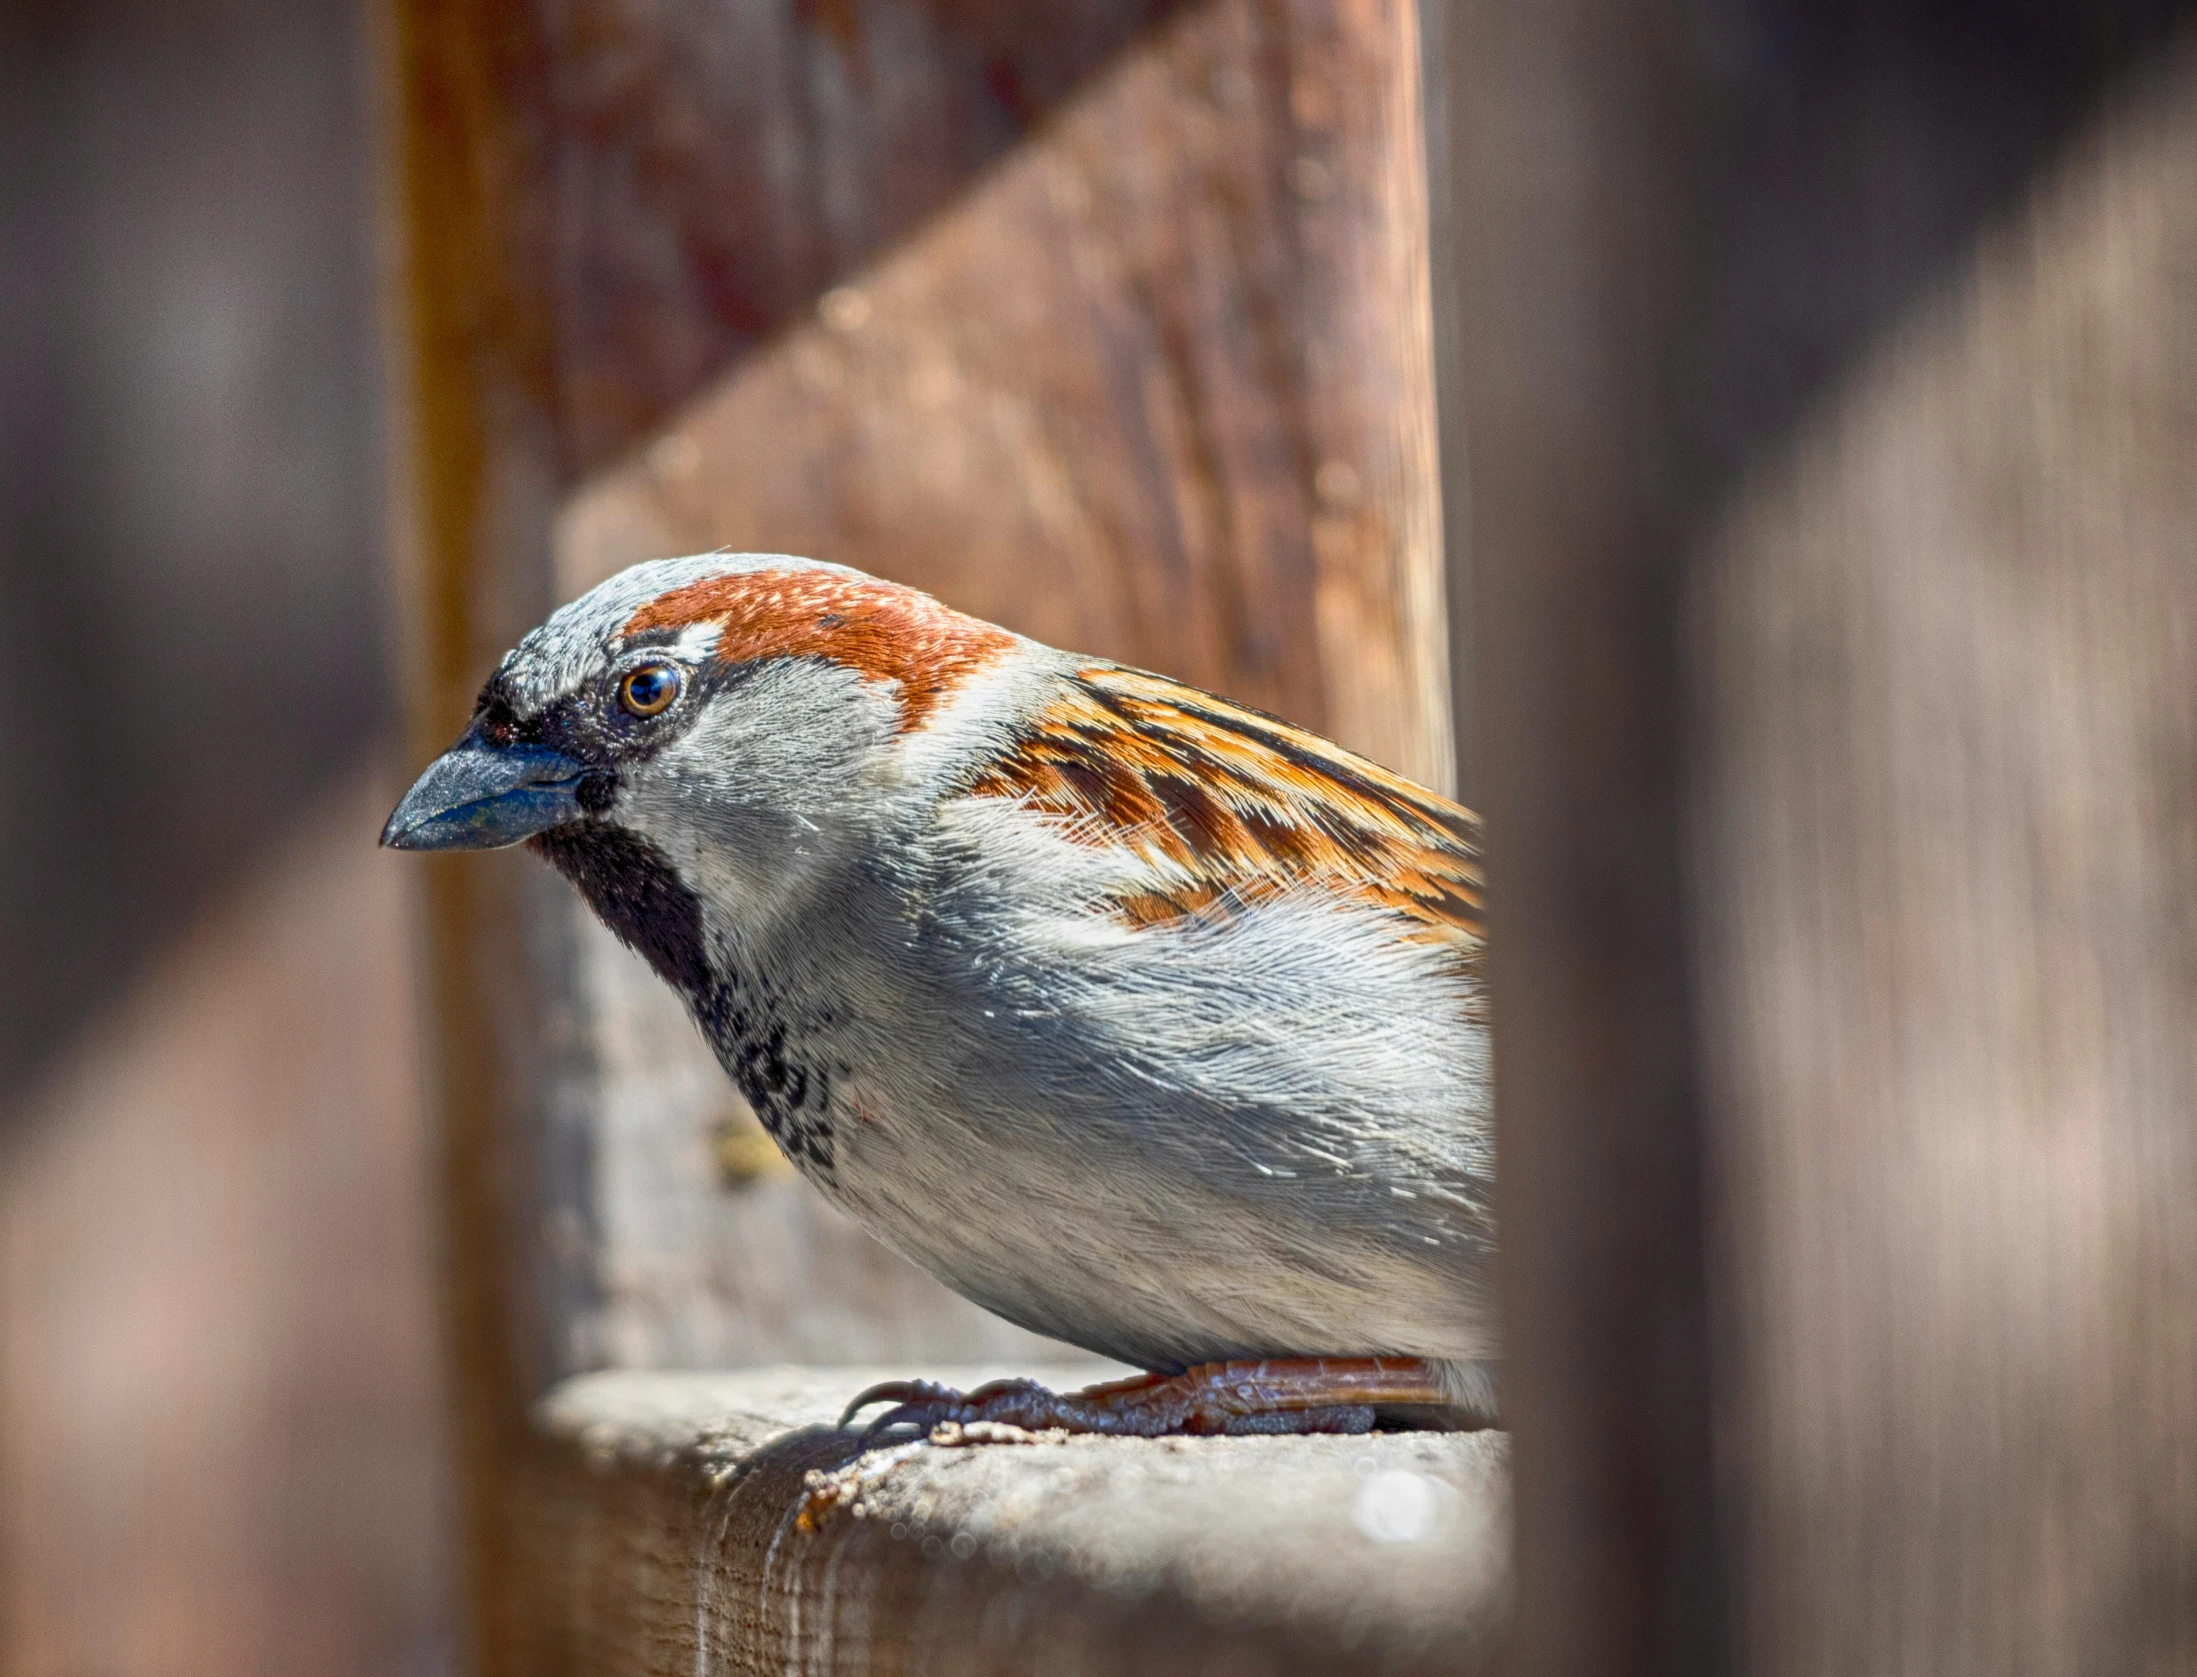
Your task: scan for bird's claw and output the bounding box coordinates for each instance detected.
[838,1378,950,1429]
[840,1377,1051,1437]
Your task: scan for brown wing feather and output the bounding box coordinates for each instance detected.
[964,664,1485,955]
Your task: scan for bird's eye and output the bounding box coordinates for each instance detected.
[618,661,682,718]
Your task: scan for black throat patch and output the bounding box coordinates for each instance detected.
[531,823,711,997]
[529,822,839,1181]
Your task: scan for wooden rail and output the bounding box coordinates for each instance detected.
[512,1367,1508,1674]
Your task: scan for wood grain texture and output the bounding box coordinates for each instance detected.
[511,1368,1511,1676]
[539,0,1187,475]
[1693,55,2197,1674]
[557,0,1452,793]
[547,0,1455,1382]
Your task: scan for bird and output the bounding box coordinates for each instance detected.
[383,553,1496,1437]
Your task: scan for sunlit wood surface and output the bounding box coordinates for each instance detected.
[515,1368,1509,1676]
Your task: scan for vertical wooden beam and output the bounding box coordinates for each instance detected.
[1414,0,1474,804]
[1435,3,1724,1672]
[1435,2,2197,1673]
[384,5,563,1671]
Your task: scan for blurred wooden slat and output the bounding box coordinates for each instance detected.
[1437,2,2197,1672]
[1436,5,1725,1670]
[1693,58,2197,1674]
[0,781,448,1677]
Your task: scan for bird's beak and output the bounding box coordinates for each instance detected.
[380,732,590,851]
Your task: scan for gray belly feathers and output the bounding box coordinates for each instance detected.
[688,830,1500,1387]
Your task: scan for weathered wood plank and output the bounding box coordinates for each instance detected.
[513,1369,1511,1676]
[560,0,1450,789]
[537,0,1189,477]
[549,0,1452,1379]
[1691,57,2197,1674]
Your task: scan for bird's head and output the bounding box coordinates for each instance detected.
[381,553,1016,982]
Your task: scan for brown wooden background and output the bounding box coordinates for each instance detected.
[385,0,2197,1673]
[18,0,2197,1671]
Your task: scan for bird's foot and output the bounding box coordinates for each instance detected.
[839,1357,1452,1440]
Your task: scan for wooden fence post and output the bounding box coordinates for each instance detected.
[386,5,564,1669]
[1434,4,1725,1670]
[1431,3,2197,1672]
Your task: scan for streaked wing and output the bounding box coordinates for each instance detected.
[964,663,1484,956]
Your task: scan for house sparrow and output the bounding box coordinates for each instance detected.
[384,555,1496,1435]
